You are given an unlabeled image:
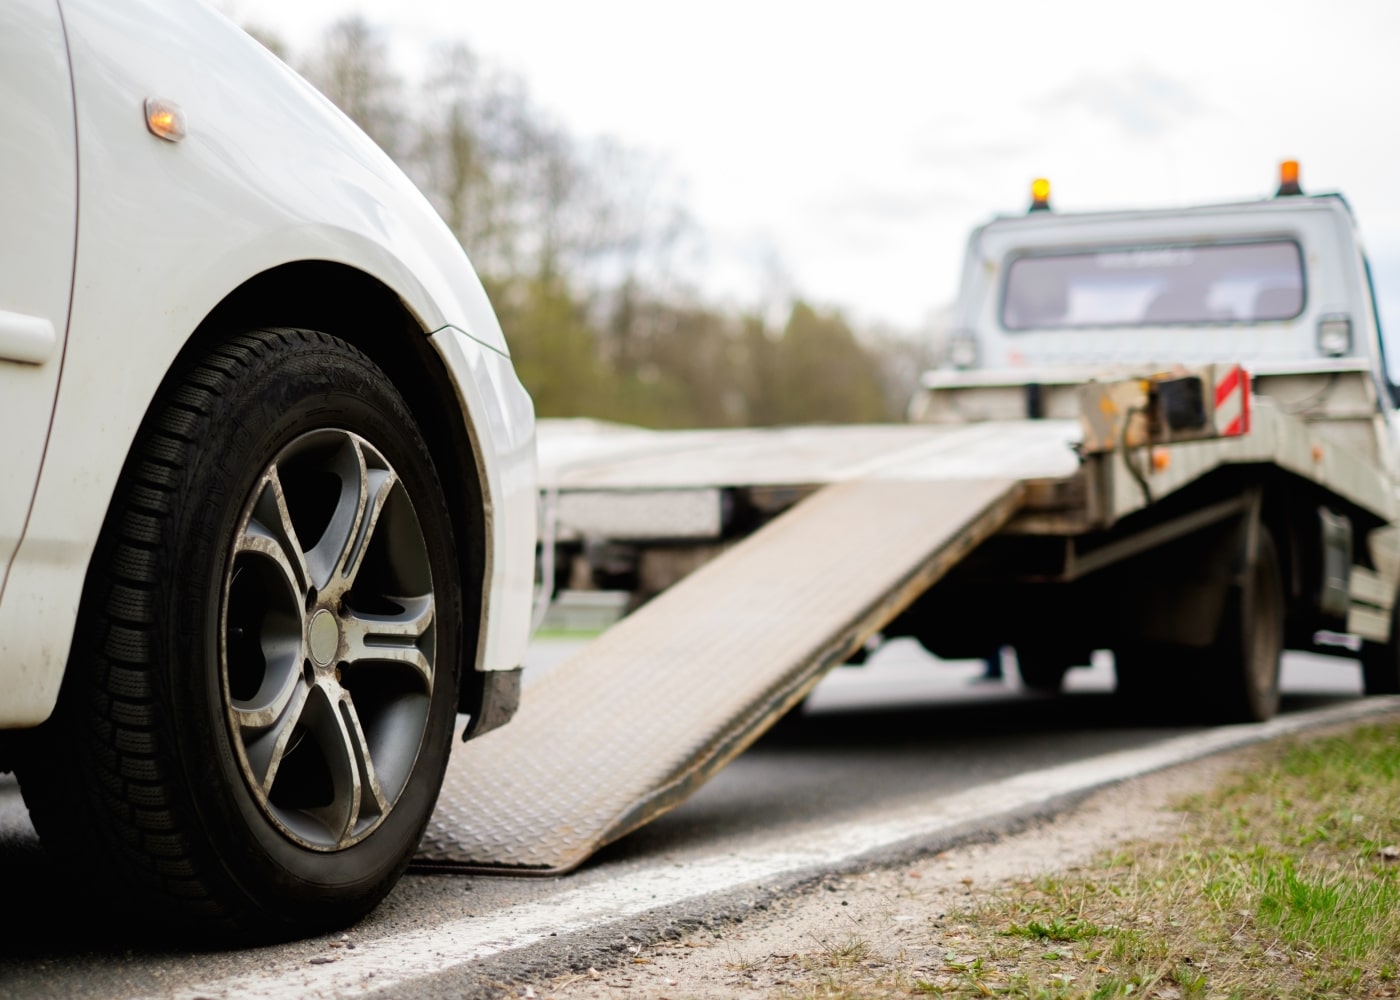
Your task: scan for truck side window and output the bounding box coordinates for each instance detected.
[1363,255,1400,407]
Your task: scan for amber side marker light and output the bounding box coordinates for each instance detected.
[144,97,187,142]
[1276,159,1302,196]
[1028,177,1052,212]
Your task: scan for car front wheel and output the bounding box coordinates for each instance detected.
[18,328,462,940]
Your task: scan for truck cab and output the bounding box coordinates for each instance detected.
[944,176,1390,387]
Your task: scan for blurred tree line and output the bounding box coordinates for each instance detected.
[249,18,932,427]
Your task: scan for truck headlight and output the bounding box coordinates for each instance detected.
[947,333,978,369]
[1316,314,1352,357]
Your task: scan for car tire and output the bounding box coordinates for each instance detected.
[17,328,462,941]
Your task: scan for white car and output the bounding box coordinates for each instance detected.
[0,0,537,939]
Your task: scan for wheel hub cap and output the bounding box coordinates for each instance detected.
[307,608,339,668]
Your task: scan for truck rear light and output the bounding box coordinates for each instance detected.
[1316,314,1352,356]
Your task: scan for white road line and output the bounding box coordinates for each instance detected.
[152,697,1400,1000]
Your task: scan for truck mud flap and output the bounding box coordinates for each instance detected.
[416,476,1024,874]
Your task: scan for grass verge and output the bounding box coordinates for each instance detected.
[779,721,1400,999]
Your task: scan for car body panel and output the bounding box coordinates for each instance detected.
[0,0,537,727]
[0,0,77,605]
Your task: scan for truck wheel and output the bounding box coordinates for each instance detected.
[17,329,461,941]
[1203,525,1284,723]
[1359,601,1400,695]
[1110,643,1180,717]
[1014,647,1079,694]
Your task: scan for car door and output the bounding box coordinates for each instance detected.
[0,0,78,597]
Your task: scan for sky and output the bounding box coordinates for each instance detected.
[217,0,1400,334]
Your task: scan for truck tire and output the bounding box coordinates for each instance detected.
[1359,601,1400,695]
[1110,643,1180,717]
[1014,647,1084,694]
[1203,524,1284,722]
[16,329,462,941]
[1114,525,1283,723]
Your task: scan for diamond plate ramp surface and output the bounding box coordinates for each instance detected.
[417,477,1023,873]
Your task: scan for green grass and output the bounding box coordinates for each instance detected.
[767,719,1400,999]
[1004,918,1107,943]
[530,626,607,642]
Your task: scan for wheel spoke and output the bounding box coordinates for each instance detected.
[300,682,388,846]
[227,630,304,729]
[303,441,367,594]
[342,594,435,691]
[303,440,397,599]
[234,675,312,794]
[336,689,389,832]
[235,466,311,598]
[340,467,397,592]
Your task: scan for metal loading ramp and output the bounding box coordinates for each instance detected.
[417,476,1024,874]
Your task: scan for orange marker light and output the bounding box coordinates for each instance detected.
[1276,159,1301,197]
[1029,177,1052,212]
[1151,448,1171,472]
[144,97,187,142]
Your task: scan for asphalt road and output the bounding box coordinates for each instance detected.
[0,640,1370,999]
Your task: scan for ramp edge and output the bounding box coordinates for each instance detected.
[414,479,1025,875]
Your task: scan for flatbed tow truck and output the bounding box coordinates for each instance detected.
[419,164,1400,875]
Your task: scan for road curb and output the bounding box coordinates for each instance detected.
[154,697,1400,1000]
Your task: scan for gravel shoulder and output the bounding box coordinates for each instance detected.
[535,748,1259,999]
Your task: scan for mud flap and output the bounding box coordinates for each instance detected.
[416,477,1023,874]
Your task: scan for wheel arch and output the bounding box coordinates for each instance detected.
[182,261,492,717]
[1254,465,1384,645]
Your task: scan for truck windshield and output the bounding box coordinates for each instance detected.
[1001,240,1304,330]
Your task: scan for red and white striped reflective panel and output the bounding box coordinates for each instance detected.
[1214,364,1251,437]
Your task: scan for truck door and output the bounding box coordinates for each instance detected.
[0,0,78,597]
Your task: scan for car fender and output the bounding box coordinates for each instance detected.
[0,0,535,726]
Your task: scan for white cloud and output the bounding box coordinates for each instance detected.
[1041,69,1200,137]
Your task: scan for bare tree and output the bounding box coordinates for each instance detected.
[304,17,405,160]
[285,16,919,428]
